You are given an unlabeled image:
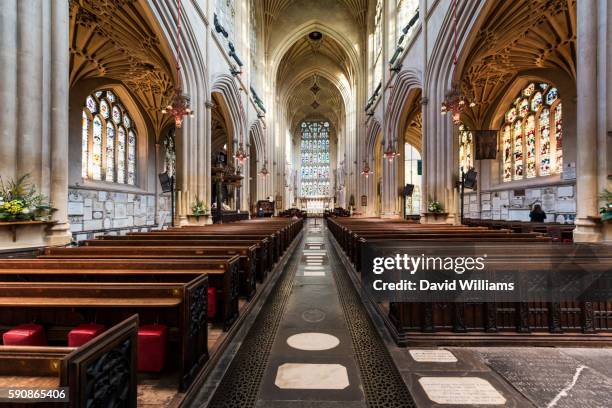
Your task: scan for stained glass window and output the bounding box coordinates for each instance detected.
[127,130,136,185]
[554,103,563,171]
[117,127,126,184]
[502,124,512,182]
[105,122,115,182]
[81,111,89,178]
[81,89,137,185]
[92,116,103,181]
[300,121,331,197]
[458,123,473,174]
[500,82,563,181]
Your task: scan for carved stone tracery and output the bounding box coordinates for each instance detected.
[460,0,576,127]
[70,0,175,134]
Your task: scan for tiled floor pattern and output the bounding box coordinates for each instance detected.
[256,218,366,407]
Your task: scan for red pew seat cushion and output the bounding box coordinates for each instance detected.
[68,323,106,347]
[208,287,217,319]
[138,324,167,372]
[3,323,47,346]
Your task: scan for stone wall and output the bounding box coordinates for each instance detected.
[67,188,171,242]
[464,184,576,224]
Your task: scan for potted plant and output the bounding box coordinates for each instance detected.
[600,189,612,222]
[424,198,447,222]
[0,174,56,222]
[187,195,211,225]
[427,199,444,214]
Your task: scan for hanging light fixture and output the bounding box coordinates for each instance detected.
[383,140,400,162]
[440,0,474,126]
[259,160,269,177]
[360,160,373,178]
[161,0,194,128]
[234,142,248,163]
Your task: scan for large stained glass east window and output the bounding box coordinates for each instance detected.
[81,89,137,185]
[500,83,563,182]
[300,121,331,197]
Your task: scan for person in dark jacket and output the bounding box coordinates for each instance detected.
[529,204,547,222]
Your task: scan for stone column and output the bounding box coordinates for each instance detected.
[0,0,71,247]
[0,0,17,181]
[574,0,603,242]
[46,0,71,245]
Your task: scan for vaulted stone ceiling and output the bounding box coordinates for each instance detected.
[69,0,175,134]
[277,33,353,86]
[460,0,576,127]
[260,0,367,27]
[287,75,344,132]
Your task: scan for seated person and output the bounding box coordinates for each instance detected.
[529,204,547,222]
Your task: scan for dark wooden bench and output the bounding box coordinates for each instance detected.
[0,315,138,407]
[0,272,208,391]
[39,247,257,300]
[84,238,274,274]
[0,258,238,331]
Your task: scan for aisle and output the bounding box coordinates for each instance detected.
[255,217,365,407]
[206,218,414,408]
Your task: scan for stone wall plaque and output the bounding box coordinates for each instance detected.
[409,350,458,363]
[418,377,506,405]
[557,185,574,197]
[68,202,84,216]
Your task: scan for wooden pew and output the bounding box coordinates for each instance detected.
[327,217,612,346]
[121,233,281,267]
[0,273,208,391]
[0,315,138,408]
[0,258,238,331]
[84,239,274,275]
[38,247,257,300]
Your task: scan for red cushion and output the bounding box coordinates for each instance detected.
[138,324,167,372]
[208,287,217,320]
[3,323,47,346]
[68,323,106,347]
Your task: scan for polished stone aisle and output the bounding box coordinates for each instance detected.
[255,218,366,407]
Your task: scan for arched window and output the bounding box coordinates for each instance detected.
[396,0,418,40]
[300,121,331,197]
[372,0,384,90]
[404,143,421,215]
[81,90,137,185]
[458,123,473,174]
[501,82,562,182]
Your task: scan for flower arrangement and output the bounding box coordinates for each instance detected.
[600,189,612,222]
[427,199,444,214]
[0,174,56,222]
[191,196,209,217]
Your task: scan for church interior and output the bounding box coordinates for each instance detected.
[0,0,611,406]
